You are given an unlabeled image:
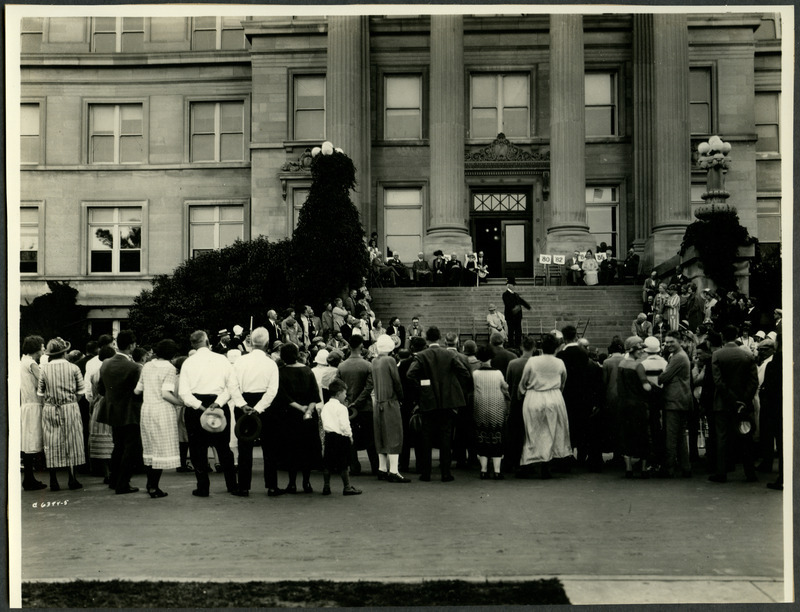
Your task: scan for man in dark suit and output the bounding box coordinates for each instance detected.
[337,335,377,476]
[265,309,282,349]
[622,247,640,284]
[406,326,472,482]
[557,326,593,468]
[709,325,759,483]
[502,277,531,350]
[97,329,143,494]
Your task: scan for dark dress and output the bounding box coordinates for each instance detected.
[617,358,650,459]
[275,365,322,472]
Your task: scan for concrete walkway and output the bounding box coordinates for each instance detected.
[16,454,788,606]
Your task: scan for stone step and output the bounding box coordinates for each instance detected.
[368,286,643,349]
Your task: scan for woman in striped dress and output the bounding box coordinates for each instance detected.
[134,339,182,498]
[37,337,86,491]
[664,284,681,332]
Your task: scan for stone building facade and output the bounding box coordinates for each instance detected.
[17,12,783,333]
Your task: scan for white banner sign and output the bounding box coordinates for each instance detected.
[553,255,565,265]
[538,254,552,264]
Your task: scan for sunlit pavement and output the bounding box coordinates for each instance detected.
[15,451,788,605]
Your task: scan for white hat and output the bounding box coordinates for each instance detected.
[754,330,766,339]
[376,334,395,354]
[200,407,227,433]
[314,349,330,365]
[233,324,244,336]
[767,331,777,341]
[643,337,661,353]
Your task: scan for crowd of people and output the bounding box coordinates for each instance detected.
[20,273,783,500]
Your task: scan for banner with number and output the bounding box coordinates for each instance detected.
[553,255,565,265]
[538,254,552,264]
[596,252,607,261]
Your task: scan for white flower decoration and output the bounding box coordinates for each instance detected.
[321,141,334,155]
[311,147,321,157]
[335,147,344,154]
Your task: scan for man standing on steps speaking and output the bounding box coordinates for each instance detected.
[502,277,531,350]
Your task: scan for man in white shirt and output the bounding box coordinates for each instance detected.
[179,330,246,497]
[83,334,115,403]
[232,327,281,497]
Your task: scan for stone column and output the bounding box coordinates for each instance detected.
[546,14,594,256]
[632,14,655,273]
[427,14,472,257]
[327,16,369,221]
[646,14,692,266]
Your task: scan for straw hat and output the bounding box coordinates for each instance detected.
[200,407,227,433]
[44,337,71,357]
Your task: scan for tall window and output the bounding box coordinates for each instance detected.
[470,73,529,139]
[88,206,142,273]
[189,205,244,257]
[292,188,309,231]
[757,198,781,243]
[384,75,422,139]
[92,17,144,53]
[89,103,144,164]
[20,206,40,274]
[585,72,618,136]
[192,16,246,50]
[689,67,712,135]
[384,188,423,259]
[21,103,41,165]
[755,92,780,153]
[293,75,325,140]
[190,101,245,162]
[585,186,619,255]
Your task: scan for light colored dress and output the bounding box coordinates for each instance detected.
[371,355,404,454]
[20,355,44,453]
[472,366,509,457]
[664,293,681,331]
[37,359,86,468]
[582,257,599,286]
[87,368,113,459]
[518,354,572,465]
[135,359,180,469]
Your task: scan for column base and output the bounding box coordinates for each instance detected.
[645,226,687,271]
[424,228,474,260]
[545,227,595,258]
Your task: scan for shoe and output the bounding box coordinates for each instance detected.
[441,475,455,482]
[342,486,362,496]
[377,470,388,481]
[480,472,489,480]
[419,475,431,482]
[231,489,249,497]
[302,482,313,493]
[68,479,83,490]
[115,486,139,495]
[149,489,168,498]
[192,489,210,497]
[267,488,285,497]
[386,472,411,483]
[23,481,47,491]
[708,474,727,483]
[49,481,60,492]
[285,484,298,494]
[215,463,223,473]
[491,472,504,481]
[176,466,193,473]
[766,482,783,491]
[322,485,331,496]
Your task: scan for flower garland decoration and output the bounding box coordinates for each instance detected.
[697,135,732,170]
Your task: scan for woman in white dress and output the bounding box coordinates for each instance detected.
[518,333,572,479]
[582,250,600,286]
[20,335,46,491]
[134,339,182,498]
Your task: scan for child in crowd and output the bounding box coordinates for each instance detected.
[320,379,362,496]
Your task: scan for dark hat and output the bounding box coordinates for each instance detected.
[433,249,444,256]
[44,337,71,356]
[234,411,262,442]
[506,277,516,285]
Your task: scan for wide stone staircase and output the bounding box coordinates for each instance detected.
[370,281,643,349]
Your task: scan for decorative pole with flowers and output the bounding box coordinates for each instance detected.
[288,141,369,308]
[680,135,754,301]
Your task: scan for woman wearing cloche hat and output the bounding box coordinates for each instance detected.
[37,337,86,491]
[371,334,410,483]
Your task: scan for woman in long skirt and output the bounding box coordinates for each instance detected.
[617,336,653,478]
[372,334,409,483]
[37,337,86,491]
[87,345,116,483]
[274,343,322,493]
[20,335,46,491]
[473,345,510,479]
[519,333,572,479]
[134,339,182,497]
[664,284,681,331]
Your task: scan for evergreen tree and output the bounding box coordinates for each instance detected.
[289,142,369,308]
[20,281,90,349]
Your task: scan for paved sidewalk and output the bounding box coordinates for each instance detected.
[16,455,788,605]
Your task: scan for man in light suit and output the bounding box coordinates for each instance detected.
[97,329,142,494]
[406,326,472,482]
[709,325,759,483]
